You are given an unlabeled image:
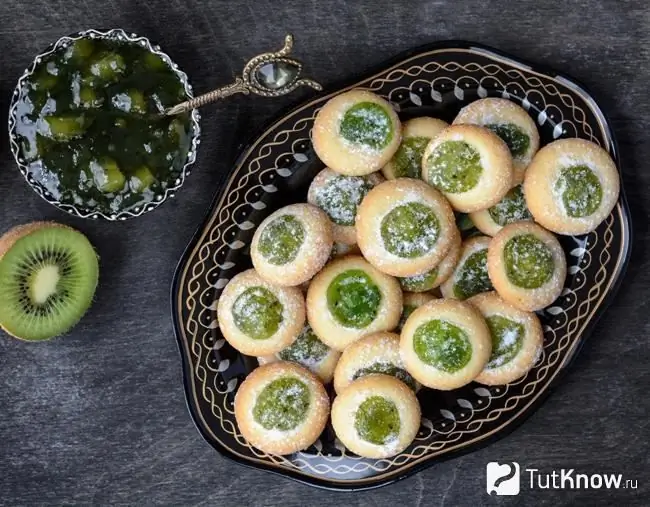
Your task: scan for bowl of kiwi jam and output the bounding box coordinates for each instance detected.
[8,28,200,220]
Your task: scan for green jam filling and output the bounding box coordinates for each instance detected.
[398,304,417,331]
[390,136,430,178]
[453,249,493,300]
[278,325,329,365]
[425,141,483,193]
[315,175,373,226]
[486,315,525,369]
[232,286,283,339]
[258,214,305,265]
[380,202,439,258]
[354,396,401,445]
[353,362,417,391]
[327,269,381,328]
[555,165,603,218]
[504,234,555,289]
[252,377,310,431]
[399,268,438,292]
[488,185,533,226]
[339,102,393,150]
[485,123,530,158]
[413,319,472,373]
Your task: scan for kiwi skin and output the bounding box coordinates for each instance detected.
[0,221,96,341]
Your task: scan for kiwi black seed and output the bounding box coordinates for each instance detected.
[0,222,99,341]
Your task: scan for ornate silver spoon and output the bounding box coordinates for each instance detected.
[165,34,322,116]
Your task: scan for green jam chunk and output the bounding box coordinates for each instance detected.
[380,202,439,258]
[453,249,492,300]
[399,268,438,292]
[232,286,283,339]
[339,102,393,150]
[14,36,192,215]
[353,362,417,391]
[327,269,381,328]
[485,315,525,369]
[425,141,483,193]
[252,377,310,431]
[258,215,305,265]
[456,213,475,232]
[485,123,530,158]
[44,114,87,141]
[129,165,155,192]
[504,234,555,289]
[413,319,472,372]
[488,185,533,226]
[555,165,603,218]
[390,136,430,178]
[315,175,373,226]
[278,325,329,366]
[89,157,126,193]
[354,396,401,445]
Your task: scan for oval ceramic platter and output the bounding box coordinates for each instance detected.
[171,40,631,490]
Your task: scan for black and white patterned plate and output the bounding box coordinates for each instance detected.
[171,40,631,490]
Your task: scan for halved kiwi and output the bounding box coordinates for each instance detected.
[0,222,99,341]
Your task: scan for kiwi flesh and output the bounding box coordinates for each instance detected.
[0,222,99,341]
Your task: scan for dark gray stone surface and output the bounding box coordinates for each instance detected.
[0,0,648,505]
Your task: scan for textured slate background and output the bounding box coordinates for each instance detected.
[0,0,648,505]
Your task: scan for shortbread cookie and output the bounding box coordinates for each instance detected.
[312,89,402,176]
[331,374,421,459]
[251,204,333,286]
[400,298,492,390]
[306,256,402,351]
[398,292,437,331]
[356,178,457,277]
[523,138,620,235]
[468,292,544,385]
[422,124,513,212]
[454,98,540,184]
[487,222,567,311]
[234,362,329,455]
[307,168,384,244]
[440,235,494,300]
[217,269,305,356]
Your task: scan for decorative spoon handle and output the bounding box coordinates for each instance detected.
[165,34,322,116]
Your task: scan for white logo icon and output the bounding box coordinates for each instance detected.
[486,462,520,496]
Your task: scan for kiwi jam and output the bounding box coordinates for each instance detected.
[504,234,555,289]
[488,185,533,226]
[426,140,483,193]
[380,202,439,258]
[258,215,305,265]
[354,396,401,445]
[315,175,373,226]
[253,377,310,431]
[232,287,283,339]
[391,136,430,178]
[485,315,524,369]
[556,165,603,218]
[485,123,530,158]
[453,249,493,300]
[326,269,381,328]
[413,319,472,373]
[14,37,192,214]
[353,362,417,391]
[339,102,393,150]
[399,268,438,292]
[278,325,329,365]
